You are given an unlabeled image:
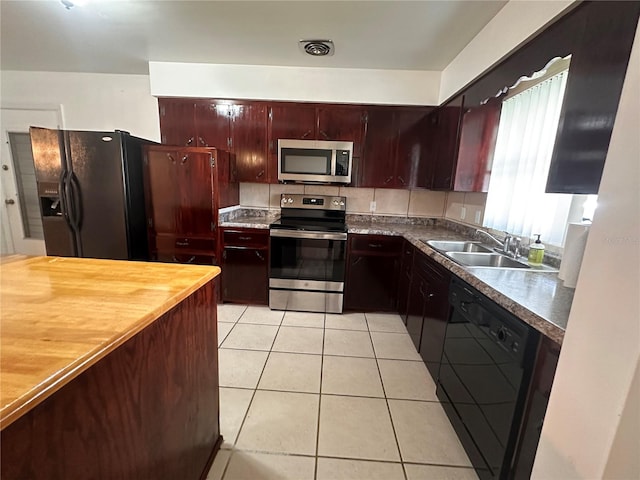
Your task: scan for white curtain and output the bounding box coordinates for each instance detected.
[484,70,571,246]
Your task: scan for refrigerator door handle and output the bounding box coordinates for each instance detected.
[69,172,83,230]
[59,170,73,228]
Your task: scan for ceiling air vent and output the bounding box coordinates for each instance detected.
[299,40,334,57]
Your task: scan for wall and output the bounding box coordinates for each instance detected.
[239,183,447,218]
[532,21,640,479]
[439,0,576,103]
[0,71,160,141]
[444,192,487,228]
[149,62,441,106]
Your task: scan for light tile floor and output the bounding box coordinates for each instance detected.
[209,305,478,480]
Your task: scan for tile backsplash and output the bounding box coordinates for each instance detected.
[239,183,448,218]
[444,191,487,227]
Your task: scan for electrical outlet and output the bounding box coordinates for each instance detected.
[370,201,377,212]
[475,211,482,224]
[460,206,466,220]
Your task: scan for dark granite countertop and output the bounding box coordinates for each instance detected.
[218,211,571,344]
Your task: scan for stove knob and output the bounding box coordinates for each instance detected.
[339,201,345,206]
[287,198,294,204]
[281,197,287,206]
[333,200,339,206]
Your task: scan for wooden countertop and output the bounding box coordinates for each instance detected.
[0,256,220,429]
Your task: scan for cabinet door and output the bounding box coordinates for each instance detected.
[158,99,196,147]
[222,247,268,304]
[360,108,397,187]
[195,101,231,150]
[145,148,180,235]
[232,104,269,182]
[397,241,415,320]
[268,104,317,182]
[406,274,427,350]
[545,2,640,194]
[431,95,465,190]
[454,96,502,192]
[317,106,365,157]
[176,151,215,236]
[394,109,430,189]
[345,235,403,312]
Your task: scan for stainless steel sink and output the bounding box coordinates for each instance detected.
[424,240,493,253]
[446,252,531,269]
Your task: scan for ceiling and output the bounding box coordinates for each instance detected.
[0,1,507,75]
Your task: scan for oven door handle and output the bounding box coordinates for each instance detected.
[269,229,348,241]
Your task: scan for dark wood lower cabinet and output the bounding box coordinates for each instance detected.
[397,240,415,321]
[0,281,221,480]
[221,228,269,305]
[405,250,452,379]
[344,234,403,312]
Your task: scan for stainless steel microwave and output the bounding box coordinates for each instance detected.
[278,139,353,184]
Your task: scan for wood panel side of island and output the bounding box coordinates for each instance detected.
[1,280,221,480]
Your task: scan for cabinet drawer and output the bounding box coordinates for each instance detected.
[155,252,217,266]
[155,235,215,253]
[222,229,269,247]
[350,234,403,254]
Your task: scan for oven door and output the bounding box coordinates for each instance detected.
[269,229,347,313]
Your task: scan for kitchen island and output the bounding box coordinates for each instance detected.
[0,256,222,480]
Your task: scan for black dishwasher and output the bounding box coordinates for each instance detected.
[437,278,539,480]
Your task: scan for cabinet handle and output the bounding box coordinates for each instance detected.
[398,176,406,185]
[238,236,252,241]
[384,176,393,184]
[302,130,312,139]
[176,240,189,247]
[222,250,227,260]
[368,243,383,248]
[186,137,194,146]
[181,155,188,164]
[319,129,329,139]
[352,257,363,266]
[173,255,196,264]
[256,170,265,179]
[255,251,265,261]
[198,136,206,146]
[167,154,175,163]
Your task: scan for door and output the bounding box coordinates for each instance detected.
[67,131,130,259]
[222,247,268,304]
[317,106,365,156]
[0,108,60,255]
[231,104,269,182]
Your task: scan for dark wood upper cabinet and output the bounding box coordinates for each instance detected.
[454,96,503,192]
[317,106,366,157]
[546,1,640,194]
[231,103,269,183]
[429,95,465,190]
[268,104,317,151]
[267,104,317,182]
[360,108,396,187]
[360,107,430,188]
[158,99,196,146]
[195,101,231,150]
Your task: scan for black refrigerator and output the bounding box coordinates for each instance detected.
[30,127,155,260]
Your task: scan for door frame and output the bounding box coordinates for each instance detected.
[0,105,64,255]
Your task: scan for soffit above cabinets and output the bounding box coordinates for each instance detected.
[0,0,507,75]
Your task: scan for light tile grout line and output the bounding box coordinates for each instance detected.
[313,312,326,480]
[218,307,286,480]
[364,311,410,480]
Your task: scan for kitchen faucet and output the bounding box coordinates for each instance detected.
[474,229,521,258]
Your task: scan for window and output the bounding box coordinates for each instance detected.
[483,59,590,247]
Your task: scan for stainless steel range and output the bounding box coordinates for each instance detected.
[269,193,347,313]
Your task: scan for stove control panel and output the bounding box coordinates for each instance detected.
[280,194,346,211]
